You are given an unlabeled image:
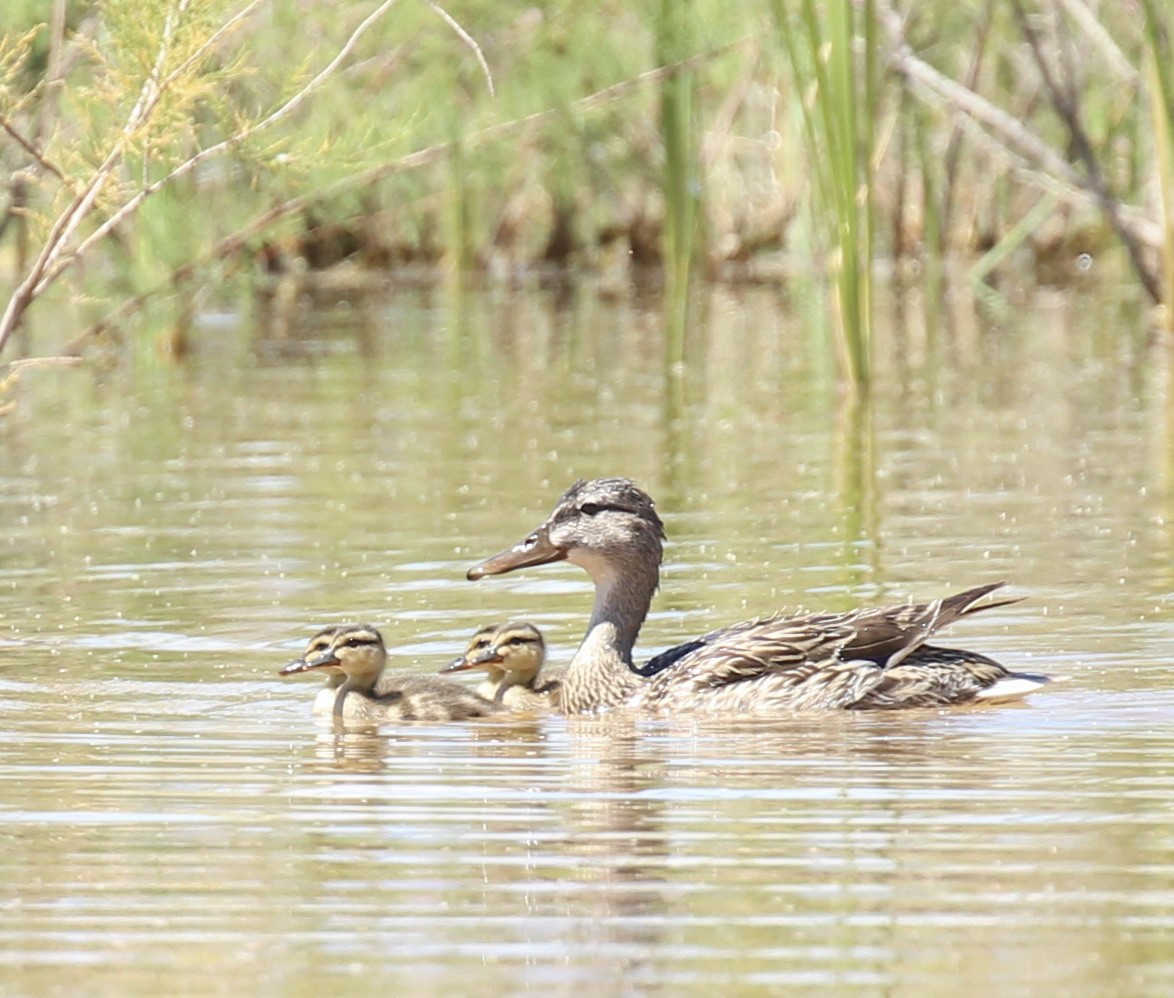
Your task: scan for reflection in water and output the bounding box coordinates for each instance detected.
[555,717,669,991]
[1,283,1173,994]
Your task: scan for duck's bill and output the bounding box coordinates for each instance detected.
[466,527,566,580]
[440,649,504,674]
[278,651,339,675]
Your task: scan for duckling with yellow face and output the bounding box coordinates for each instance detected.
[281,623,500,722]
[441,621,560,711]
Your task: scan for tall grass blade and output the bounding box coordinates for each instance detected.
[657,0,700,363]
[1139,0,1174,329]
[772,0,875,390]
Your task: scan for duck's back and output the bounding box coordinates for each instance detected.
[494,674,562,712]
[629,584,1038,712]
[337,673,499,721]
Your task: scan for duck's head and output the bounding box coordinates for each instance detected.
[466,477,664,581]
[280,625,344,683]
[441,623,497,674]
[441,621,546,685]
[279,623,387,689]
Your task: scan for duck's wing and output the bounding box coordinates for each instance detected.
[636,583,1021,711]
[820,582,1021,670]
[638,615,880,710]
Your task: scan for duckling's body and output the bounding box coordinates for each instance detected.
[442,622,561,711]
[467,477,1060,715]
[281,624,500,721]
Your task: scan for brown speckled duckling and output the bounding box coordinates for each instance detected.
[280,623,499,721]
[441,622,561,711]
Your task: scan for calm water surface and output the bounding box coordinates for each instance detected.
[2,284,1173,995]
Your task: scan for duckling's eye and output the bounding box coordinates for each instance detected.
[504,635,528,646]
[579,503,604,516]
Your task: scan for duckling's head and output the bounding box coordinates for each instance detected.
[466,477,664,581]
[279,623,387,692]
[442,621,545,685]
[280,625,345,685]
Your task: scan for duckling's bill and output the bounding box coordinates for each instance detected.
[279,649,340,675]
[440,648,504,674]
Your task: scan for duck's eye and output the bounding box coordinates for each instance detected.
[579,503,604,516]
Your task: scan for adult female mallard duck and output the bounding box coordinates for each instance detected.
[466,477,1059,715]
[441,621,561,710]
[280,623,500,721]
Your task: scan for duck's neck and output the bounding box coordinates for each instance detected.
[483,667,513,704]
[332,668,379,720]
[562,551,658,714]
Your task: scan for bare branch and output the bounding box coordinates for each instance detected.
[1054,0,1138,83]
[158,0,267,92]
[877,0,1162,253]
[425,0,495,96]
[1,117,67,182]
[0,355,84,415]
[1010,0,1160,301]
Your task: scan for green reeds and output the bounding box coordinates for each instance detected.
[774,0,878,391]
[656,0,701,363]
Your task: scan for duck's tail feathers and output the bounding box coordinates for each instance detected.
[975,672,1068,702]
[949,582,1026,621]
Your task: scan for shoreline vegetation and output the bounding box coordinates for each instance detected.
[1,0,1172,382]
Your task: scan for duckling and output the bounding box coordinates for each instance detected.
[466,477,1061,715]
[283,624,347,716]
[280,623,500,722]
[441,622,561,710]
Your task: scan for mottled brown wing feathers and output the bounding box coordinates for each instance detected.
[642,583,1019,708]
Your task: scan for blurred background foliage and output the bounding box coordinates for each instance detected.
[0,0,1171,371]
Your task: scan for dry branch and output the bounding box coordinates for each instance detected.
[878,0,1162,261]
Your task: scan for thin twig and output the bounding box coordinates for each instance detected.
[1,356,84,374]
[0,118,67,182]
[1055,0,1138,83]
[157,0,267,93]
[0,355,84,414]
[940,0,993,242]
[425,0,494,96]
